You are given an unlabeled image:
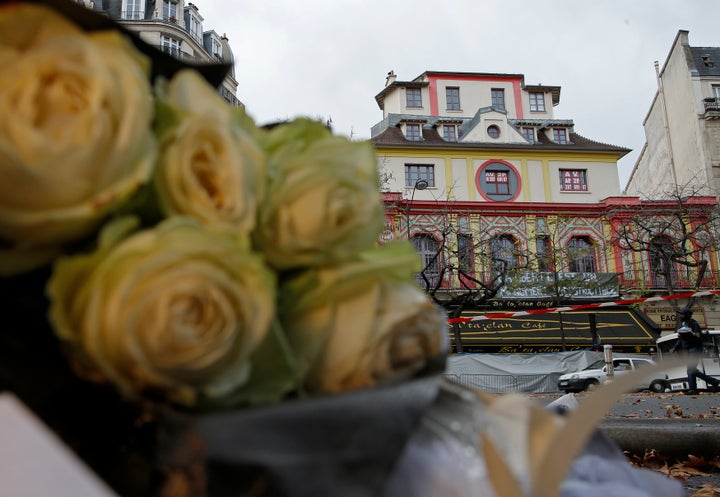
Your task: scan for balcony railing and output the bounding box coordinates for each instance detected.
[703,98,720,113]
[153,45,204,62]
[121,10,144,20]
[618,268,720,291]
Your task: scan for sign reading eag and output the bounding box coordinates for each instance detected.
[643,306,707,330]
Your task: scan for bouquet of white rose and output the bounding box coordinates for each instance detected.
[0,4,693,497]
[0,1,447,496]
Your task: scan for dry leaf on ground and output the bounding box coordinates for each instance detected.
[689,484,720,497]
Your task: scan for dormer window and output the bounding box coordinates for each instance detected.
[186,6,203,43]
[405,123,422,141]
[552,128,568,144]
[702,54,715,68]
[520,127,535,143]
[442,124,457,142]
[406,88,422,108]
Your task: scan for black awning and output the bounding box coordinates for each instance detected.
[449,306,661,354]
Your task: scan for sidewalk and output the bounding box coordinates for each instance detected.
[537,390,720,496]
[535,390,720,457]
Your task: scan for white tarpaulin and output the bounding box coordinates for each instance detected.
[444,351,655,393]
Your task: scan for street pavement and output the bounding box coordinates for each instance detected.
[533,390,720,497]
[533,389,720,455]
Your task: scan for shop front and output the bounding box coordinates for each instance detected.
[448,306,661,354]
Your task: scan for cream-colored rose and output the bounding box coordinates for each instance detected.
[279,241,447,394]
[253,118,385,270]
[47,217,283,407]
[0,4,156,275]
[154,70,264,235]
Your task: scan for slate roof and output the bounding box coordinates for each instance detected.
[690,47,720,77]
[370,119,630,157]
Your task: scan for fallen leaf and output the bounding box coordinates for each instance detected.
[686,455,709,468]
[689,484,720,497]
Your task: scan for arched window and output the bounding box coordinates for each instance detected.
[567,236,596,273]
[457,233,473,272]
[490,235,518,275]
[412,234,440,286]
[649,235,677,287]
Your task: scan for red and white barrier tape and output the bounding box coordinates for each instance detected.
[446,289,720,324]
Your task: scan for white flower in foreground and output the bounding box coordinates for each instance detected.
[47,217,294,407]
[254,118,385,270]
[279,240,447,394]
[0,3,156,275]
[154,70,265,236]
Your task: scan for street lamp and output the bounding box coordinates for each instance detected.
[406,178,428,239]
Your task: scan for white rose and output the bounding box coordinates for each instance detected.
[279,241,447,394]
[153,70,264,235]
[47,217,285,407]
[254,118,385,270]
[0,4,156,275]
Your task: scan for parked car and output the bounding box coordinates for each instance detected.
[557,357,658,393]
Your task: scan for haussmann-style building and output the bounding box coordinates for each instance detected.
[371,70,720,353]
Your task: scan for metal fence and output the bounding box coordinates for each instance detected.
[444,373,563,394]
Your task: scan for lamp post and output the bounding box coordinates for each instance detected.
[406,178,428,239]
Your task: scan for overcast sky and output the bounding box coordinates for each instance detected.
[198,0,718,189]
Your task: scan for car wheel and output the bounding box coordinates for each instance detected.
[584,379,599,391]
[649,380,667,393]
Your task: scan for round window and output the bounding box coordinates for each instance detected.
[487,125,500,139]
[475,160,522,202]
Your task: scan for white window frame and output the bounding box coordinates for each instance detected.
[122,0,145,19]
[405,123,422,141]
[553,128,568,144]
[160,35,181,59]
[491,88,505,110]
[406,88,422,108]
[188,12,203,42]
[442,124,457,142]
[521,127,535,143]
[162,0,178,21]
[446,87,461,111]
[529,92,545,112]
[404,164,435,188]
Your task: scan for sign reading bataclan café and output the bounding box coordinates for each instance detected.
[452,272,661,354]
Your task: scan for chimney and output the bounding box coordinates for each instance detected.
[385,70,397,87]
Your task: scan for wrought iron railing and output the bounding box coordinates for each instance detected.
[152,45,205,62]
[704,98,720,112]
[618,269,720,290]
[121,10,144,20]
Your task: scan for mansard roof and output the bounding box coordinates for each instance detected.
[690,47,720,77]
[370,115,630,157]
